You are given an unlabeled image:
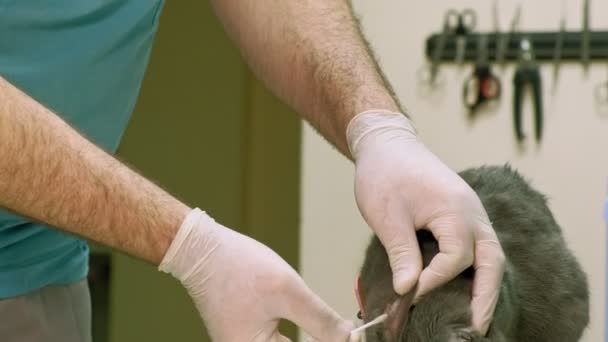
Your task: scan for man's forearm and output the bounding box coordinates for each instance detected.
[0,77,189,263]
[211,0,401,157]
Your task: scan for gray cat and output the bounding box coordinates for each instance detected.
[357,165,589,341]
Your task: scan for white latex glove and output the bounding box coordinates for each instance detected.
[160,208,354,342]
[346,110,505,334]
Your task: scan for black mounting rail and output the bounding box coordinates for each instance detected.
[425,31,608,62]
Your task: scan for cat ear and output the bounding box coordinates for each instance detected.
[355,275,366,319]
[385,291,416,341]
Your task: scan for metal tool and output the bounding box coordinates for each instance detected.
[513,38,543,142]
[553,6,566,85]
[463,34,502,113]
[444,9,477,64]
[419,9,476,86]
[492,0,500,35]
[424,15,453,85]
[582,0,590,70]
[492,0,501,60]
[496,4,522,66]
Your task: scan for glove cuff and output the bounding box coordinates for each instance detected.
[159,207,219,284]
[346,110,418,159]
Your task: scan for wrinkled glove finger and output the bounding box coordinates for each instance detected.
[471,233,505,335]
[281,277,354,342]
[415,224,474,300]
[373,213,422,295]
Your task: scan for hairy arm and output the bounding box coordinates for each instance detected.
[211,2,503,334]
[0,76,189,263]
[210,0,401,157]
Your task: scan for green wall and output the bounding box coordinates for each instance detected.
[109,1,301,341]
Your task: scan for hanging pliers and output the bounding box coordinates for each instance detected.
[513,38,543,142]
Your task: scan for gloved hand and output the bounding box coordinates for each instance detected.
[159,208,353,342]
[346,110,505,335]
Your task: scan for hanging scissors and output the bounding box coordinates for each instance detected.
[418,9,476,87]
[463,34,501,114]
[444,9,477,64]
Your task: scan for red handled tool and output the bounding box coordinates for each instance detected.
[463,34,501,114]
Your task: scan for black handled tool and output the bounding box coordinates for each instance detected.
[463,34,501,113]
[496,5,521,67]
[424,14,453,85]
[513,38,543,142]
[552,8,566,87]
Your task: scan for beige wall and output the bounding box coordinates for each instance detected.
[301,1,608,341]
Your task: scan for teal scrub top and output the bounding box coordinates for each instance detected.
[0,0,164,297]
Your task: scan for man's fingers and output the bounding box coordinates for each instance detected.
[471,238,505,335]
[281,277,354,342]
[379,220,422,295]
[415,223,474,300]
[414,215,476,300]
[415,251,470,301]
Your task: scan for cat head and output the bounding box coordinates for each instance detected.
[356,234,514,342]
